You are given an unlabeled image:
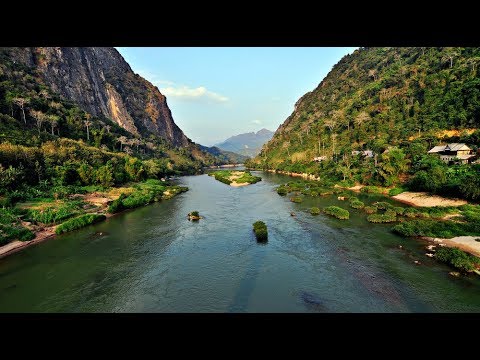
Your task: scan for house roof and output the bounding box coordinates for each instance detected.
[446,143,471,151]
[428,145,446,153]
[428,143,471,153]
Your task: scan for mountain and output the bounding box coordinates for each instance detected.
[248,47,480,195]
[3,47,189,147]
[215,128,273,157]
[199,145,249,164]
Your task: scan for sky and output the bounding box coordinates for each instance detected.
[117,47,358,146]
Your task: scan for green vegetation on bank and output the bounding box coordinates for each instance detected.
[435,247,480,273]
[209,170,261,185]
[310,207,321,215]
[55,214,106,234]
[253,221,268,241]
[323,206,350,220]
[247,47,480,202]
[392,219,480,238]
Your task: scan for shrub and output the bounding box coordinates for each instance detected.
[350,199,365,209]
[323,206,349,220]
[388,187,405,196]
[403,207,419,218]
[108,193,127,214]
[392,207,405,216]
[55,214,106,234]
[0,224,35,245]
[435,247,479,272]
[290,197,303,203]
[373,201,393,210]
[253,220,268,241]
[310,207,321,215]
[367,210,397,223]
[190,211,199,217]
[364,206,377,214]
[277,186,288,196]
[392,219,480,238]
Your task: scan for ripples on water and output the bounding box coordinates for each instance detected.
[0,170,479,312]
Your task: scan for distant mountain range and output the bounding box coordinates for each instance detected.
[199,145,249,164]
[215,128,274,157]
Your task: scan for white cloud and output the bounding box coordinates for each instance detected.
[251,119,262,125]
[160,85,229,102]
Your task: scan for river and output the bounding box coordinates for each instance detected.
[1,170,480,312]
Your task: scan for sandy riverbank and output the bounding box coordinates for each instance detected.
[230,181,249,187]
[0,226,56,259]
[392,191,467,207]
[424,236,480,258]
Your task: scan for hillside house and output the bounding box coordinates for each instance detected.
[313,156,327,162]
[351,150,374,158]
[427,143,475,164]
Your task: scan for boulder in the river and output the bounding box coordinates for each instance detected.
[449,271,461,277]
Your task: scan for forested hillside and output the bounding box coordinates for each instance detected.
[248,47,480,200]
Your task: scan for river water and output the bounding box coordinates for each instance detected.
[0,170,479,312]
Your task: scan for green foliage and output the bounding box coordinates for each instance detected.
[373,201,393,210]
[249,47,480,201]
[361,186,384,194]
[290,196,303,203]
[189,211,199,217]
[349,199,365,209]
[107,193,127,214]
[388,187,405,196]
[392,219,480,238]
[0,208,35,244]
[276,186,288,196]
[323,206,350,220]
[367,212,397,223]
[435,247,479,272]
[55,213,106,234]
[364,206,378,214]
[310,207,321,215]
[26,201,82,225]
[209,170,261,185]
[253,220,268,241]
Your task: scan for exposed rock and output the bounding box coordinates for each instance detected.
[449,271,461,277]
[5,47,189,147]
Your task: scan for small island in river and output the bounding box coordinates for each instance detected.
[209,170,262,187]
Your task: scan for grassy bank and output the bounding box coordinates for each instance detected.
[0,179,188,250]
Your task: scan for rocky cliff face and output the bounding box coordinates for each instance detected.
[6,47,189,147]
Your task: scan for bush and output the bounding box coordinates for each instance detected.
[367,212,397,223]
[388,187,405,196]
[310,207,321,215]
[403,207,419,218]
[290,197,303,203]
[55,214,106,234]
[253,220,268,241]
[323,206,350,220]
[435,247,479,272]
[277,186,288,196]
[392,219,480,238]
[373,201,393,210]
[189,211,199,217]
[364,206,377,214]
[0,224,35,245]
[350,199,365,209]
[107,193,126,214]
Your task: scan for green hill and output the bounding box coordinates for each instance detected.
[248,47,480,200]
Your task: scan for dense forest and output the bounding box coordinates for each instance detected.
[248,47,480,201]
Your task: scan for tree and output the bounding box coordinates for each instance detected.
[12,97,29,124]
[368,69,378,81]
[84,113,92,142]
[105,124,111,134]
[442,48,459,68]
[354,111,371,128]
[47,115,60,135]
[29,109,46,134]
[118,136,128,151]
[324,118,339,157]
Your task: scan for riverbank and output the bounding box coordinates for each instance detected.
[424,236,480,258]
[209,170,261,186]
[0,180,187,260]
[392,191,467,207]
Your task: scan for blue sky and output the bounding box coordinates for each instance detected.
[117,47,358,146]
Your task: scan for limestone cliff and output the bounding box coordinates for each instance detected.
[6,47,189,147]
